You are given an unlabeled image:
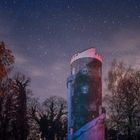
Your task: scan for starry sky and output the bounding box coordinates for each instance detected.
[0,0,140,101]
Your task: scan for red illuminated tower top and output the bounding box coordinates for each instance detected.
[70,48,102,75]
[70,48,102,64]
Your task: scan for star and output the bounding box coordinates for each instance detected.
[0,0,139,101]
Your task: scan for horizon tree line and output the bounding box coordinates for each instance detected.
[0,41,140,140]
[0,41,67,140]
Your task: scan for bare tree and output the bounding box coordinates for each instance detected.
[27,97,41,140]
[0,78,16,140]
[104,61,140,140]
[0,41,15,140]
[31,96,67,140]
[12,73,30,140]
[0,41,40,140]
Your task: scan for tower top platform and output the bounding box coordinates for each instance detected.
[70,48,102,64]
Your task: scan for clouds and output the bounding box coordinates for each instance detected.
[14,52,47,77]
[0,0,140,101]
[99,27,140,94]
[103,27,140,66]
[14,53,28,65]
[12,25,140,100]
[13,51,69,100]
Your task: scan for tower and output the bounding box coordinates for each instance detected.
[67,48,104,140]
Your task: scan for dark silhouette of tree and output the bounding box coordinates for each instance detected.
[0,42,31,140]
[0,41,15,140]
[104,61,140,140]
[0,73,31,140]
[0,78,15,140]
[12,73,30,140]
[31,96,67,140]
[0,41,67,140]
[27,97,41,140]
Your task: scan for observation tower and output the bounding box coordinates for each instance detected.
[67,48,105,140]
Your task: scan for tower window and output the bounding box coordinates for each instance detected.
[81,68,88,75]
[81,85,89,94]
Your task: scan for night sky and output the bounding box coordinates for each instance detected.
[0,0,140,101]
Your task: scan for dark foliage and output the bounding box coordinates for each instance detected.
[0,42,68,140]
[31,96,67,140]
